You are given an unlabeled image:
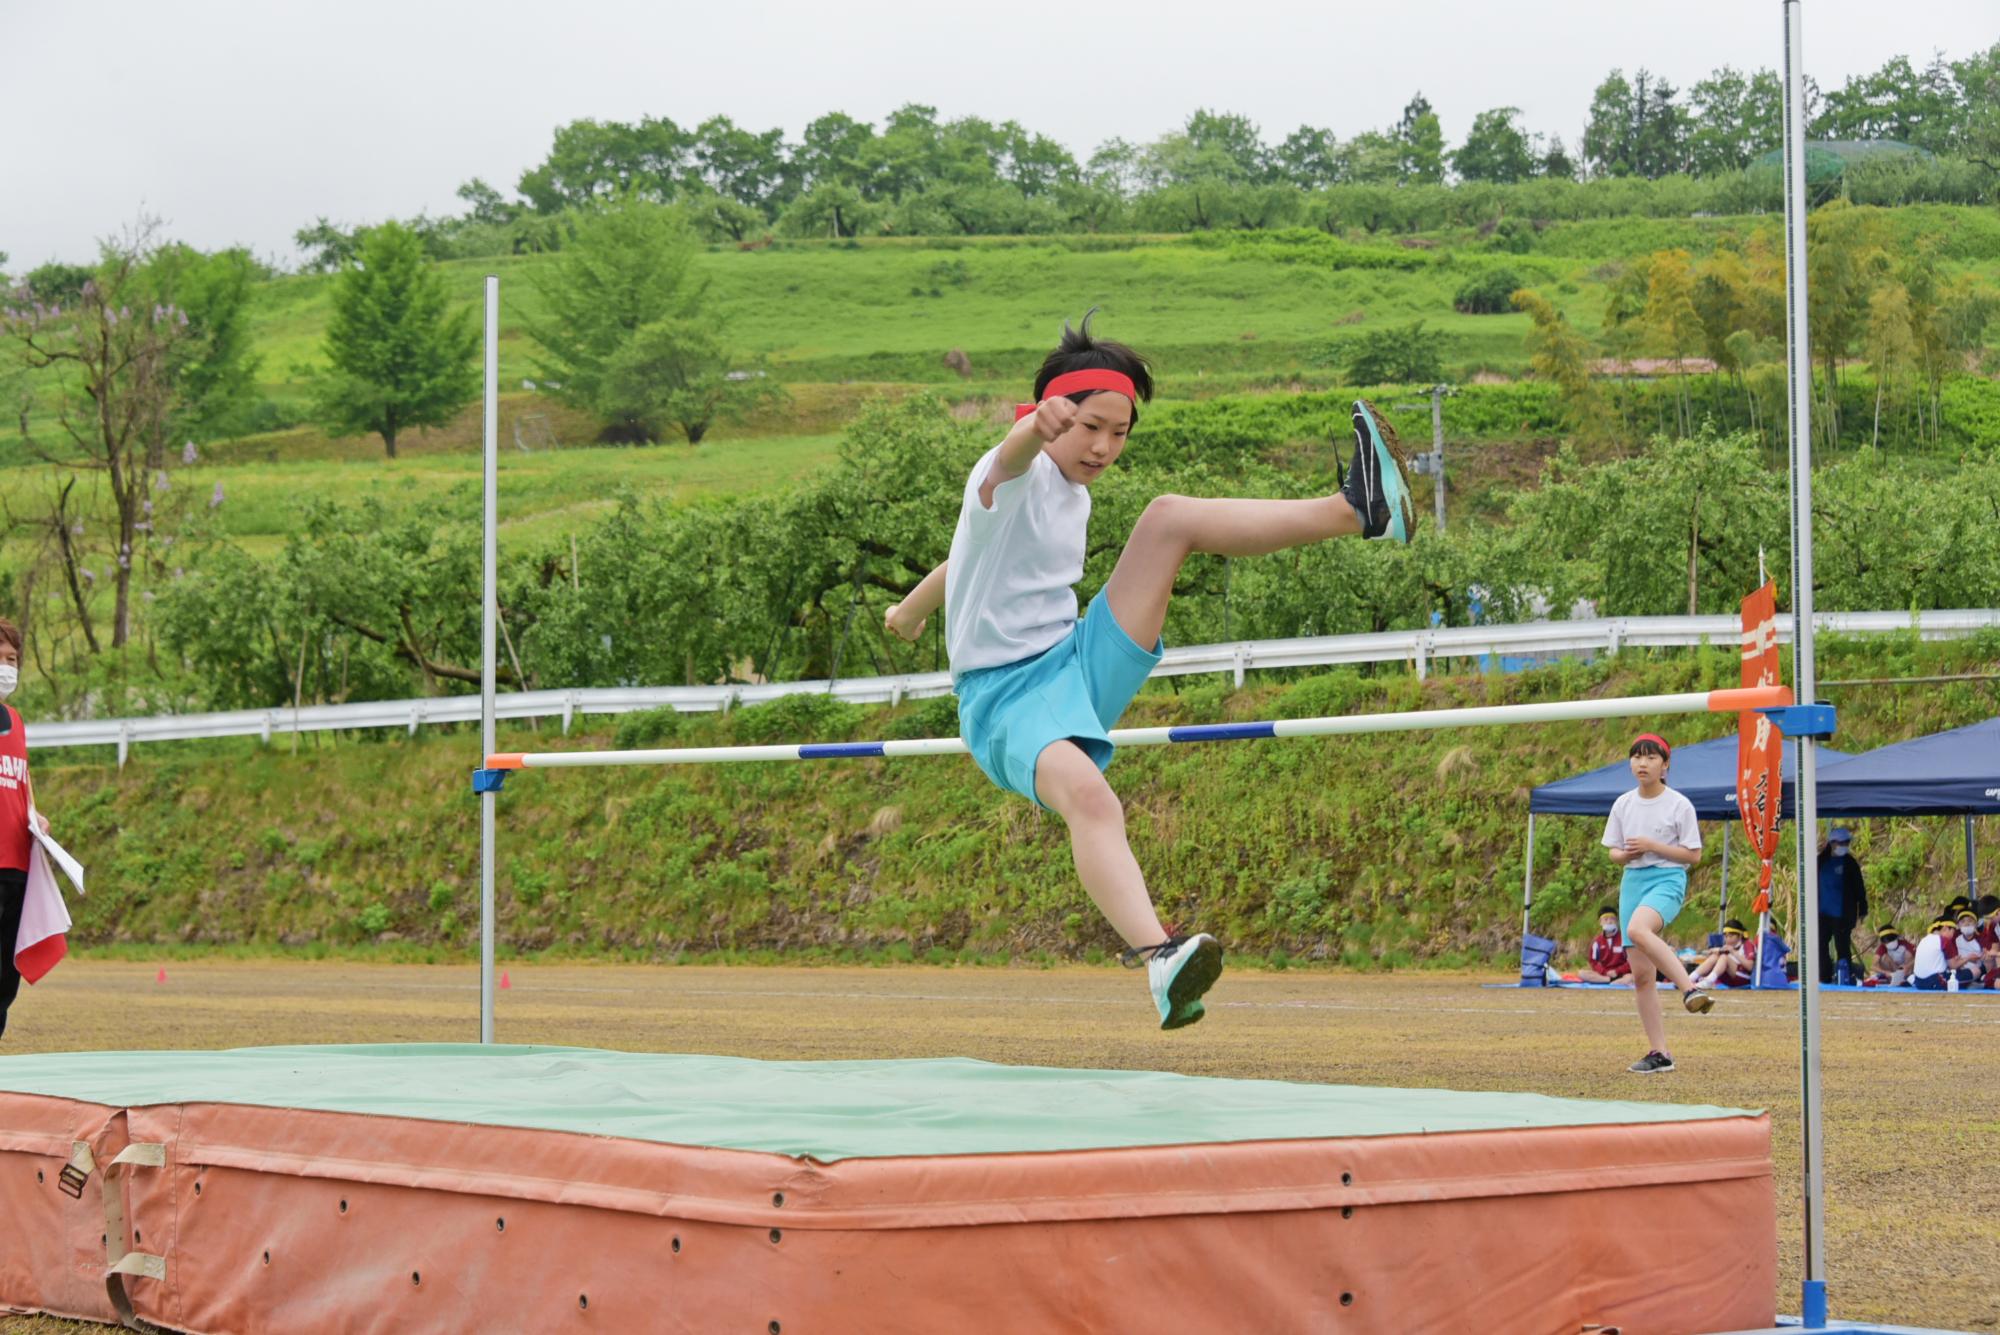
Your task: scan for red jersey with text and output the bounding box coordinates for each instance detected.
[0,706,28,870]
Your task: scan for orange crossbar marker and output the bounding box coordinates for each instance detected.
[1705,685,1792,713]
[485,754,527,769]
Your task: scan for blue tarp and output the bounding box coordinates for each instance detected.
[1812,718,2000,817]
[1528,735,1853,820]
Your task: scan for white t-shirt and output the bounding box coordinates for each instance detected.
[1912,932,1947,980]
[1601,786,1702,869]
[944,444,1089,679]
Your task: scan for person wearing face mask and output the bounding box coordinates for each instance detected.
[1867,925,1915,987]
[1579,905,1631,984]
[0,616,50,1042]
[1816,828,1867,986]
[1950,911,1987,986]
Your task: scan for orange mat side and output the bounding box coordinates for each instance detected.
[0,1093,1775,1335]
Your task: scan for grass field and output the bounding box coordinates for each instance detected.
[0,960,1994,1332]
[0,431,846,560]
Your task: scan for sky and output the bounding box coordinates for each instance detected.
[2,0,1993,269]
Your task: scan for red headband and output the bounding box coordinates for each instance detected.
[1014,369,1139,421]
[1632,732,1671,758]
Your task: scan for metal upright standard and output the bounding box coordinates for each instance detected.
[479,275,499,1044]
[1399,384,1451,532]
[1781,3,1830,1325]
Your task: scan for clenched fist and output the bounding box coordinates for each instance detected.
[884,601,926,643]
[1030,395,1079,442]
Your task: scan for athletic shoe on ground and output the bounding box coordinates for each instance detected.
[1682,987,1716,1014]
[1122,933,1224,1030]
[1339,400,1415,543]
[1628,1050,1676,1074]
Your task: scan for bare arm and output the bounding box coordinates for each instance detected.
[977,398,1078,508]
[885,562,948,642]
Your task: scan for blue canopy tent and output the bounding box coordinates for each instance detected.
[1814,717,1999,905]
[1520,736,1854,944]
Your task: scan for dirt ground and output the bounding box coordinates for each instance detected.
[1,960,1995,1333]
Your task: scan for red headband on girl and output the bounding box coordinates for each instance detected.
[1632,733,1671,758]
[1014,369,1139,421]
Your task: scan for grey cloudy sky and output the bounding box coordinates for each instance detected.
[2,0,1993,268]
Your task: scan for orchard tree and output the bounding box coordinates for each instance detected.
[516,116,695,212]
[529,197,773,442]
[1275,126,1340,189]
[3,220,197,649]
[1395,94,1445,184]
[312,221,480,459]
[1452,109,1535,183]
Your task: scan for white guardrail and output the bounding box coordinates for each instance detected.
[28,608,2000,765]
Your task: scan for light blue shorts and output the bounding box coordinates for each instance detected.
[955,588,1163,808]
[1619,865,1689,947]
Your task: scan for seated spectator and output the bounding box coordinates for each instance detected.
[1579,905,1631,984]
[1976,896,2000,988]
[1952,909,1986,985]
[1867,925,1915,986]
[1688,918,1753,988]
[1912,918,1979,991]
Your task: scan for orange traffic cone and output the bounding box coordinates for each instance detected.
[155,967,167,984]
[499,970,511,990]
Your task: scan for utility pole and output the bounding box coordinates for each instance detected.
[1395,384,1453,531]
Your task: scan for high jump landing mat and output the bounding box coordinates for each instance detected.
[0,1044,1775,1334]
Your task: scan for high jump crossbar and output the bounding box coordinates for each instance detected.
[478,685,1791,778]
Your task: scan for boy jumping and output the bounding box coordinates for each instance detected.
[886,313,1412,1029]
[1603,733,1713,1073]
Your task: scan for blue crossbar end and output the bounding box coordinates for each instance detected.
[1758,702,1837,739]
[472,768,509,794]
[1799,1278,1828,1328]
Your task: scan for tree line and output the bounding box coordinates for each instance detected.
[287,46,1999,261]
[148,396,2000,716]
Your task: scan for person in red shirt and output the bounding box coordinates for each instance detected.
[0,617,48,1042]
[1975,896,2000,988]
[1868,925,1916,986]
[1579,905,1631,984]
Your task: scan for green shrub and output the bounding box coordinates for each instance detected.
[613,706,686,750]
[732,691,865,744]
[885,693,960,740]
[1340,321,1446,385]
[1278,669,1376,720]
[1454,267,1526,314]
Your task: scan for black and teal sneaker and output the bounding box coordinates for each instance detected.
[1123,933,1224,1031]
[1339,399,1415,543]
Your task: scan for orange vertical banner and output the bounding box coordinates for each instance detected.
[1737,581,1783,913]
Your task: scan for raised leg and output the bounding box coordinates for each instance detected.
[1033,740,1167,950]
[1102,492,1363,654]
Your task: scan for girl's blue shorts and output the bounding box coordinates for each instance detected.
[955,588,1163,808]
[1619,864,1689,946]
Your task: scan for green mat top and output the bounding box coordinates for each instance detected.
[0,1045,1757,1162]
